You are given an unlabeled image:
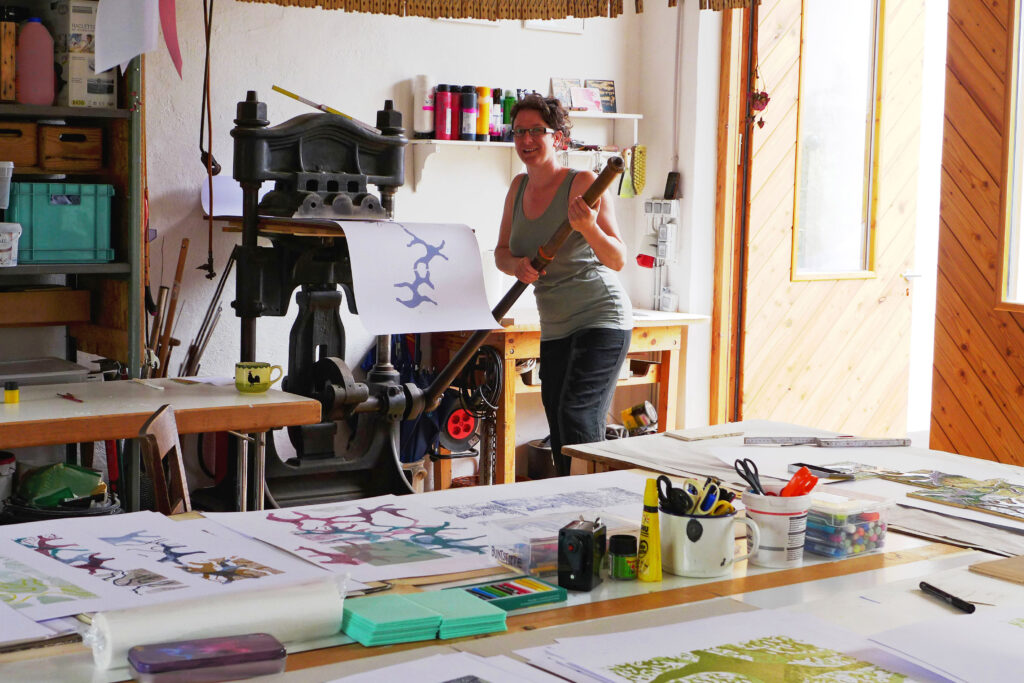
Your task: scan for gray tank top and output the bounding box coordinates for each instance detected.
[508,170,632,341]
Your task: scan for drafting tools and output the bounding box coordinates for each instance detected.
[734,458,766,495]
[272,85,381,134]
[787,462,853,479]
[744,436,911,448]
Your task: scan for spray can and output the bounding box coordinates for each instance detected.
[433,84,453,140]
[413,75,434,139]
[459,86,477,142]
[475,86,490,142]
[490,89,503,142]
[502,90,516,141]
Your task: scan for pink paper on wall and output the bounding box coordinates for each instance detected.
[159,0,182,78]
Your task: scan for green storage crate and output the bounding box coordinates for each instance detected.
[7,182,115,263]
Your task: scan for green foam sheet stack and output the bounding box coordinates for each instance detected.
[341,590,506,647]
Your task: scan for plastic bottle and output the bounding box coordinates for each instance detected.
[449,85,462,142]
[490,89,503,142]
[15,18,54,106]
[459,87,478,142]
[433,85,453,140]
[475,86,490,142]
[502,90,516,141]
[413,75,434,139]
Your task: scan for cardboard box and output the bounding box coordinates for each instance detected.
[44,0,97,54]
[55,52,116,108]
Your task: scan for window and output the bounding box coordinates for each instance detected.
[1002,7,1024,303]
[793,0,882,278]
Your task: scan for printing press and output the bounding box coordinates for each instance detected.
[227,91,622,508]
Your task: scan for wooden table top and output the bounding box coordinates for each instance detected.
[0,378,321,448]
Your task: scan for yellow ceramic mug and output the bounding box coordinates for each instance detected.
[235,362,283,393]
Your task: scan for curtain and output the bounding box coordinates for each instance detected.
[233,0,758,18]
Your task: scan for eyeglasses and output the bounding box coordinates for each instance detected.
[512,126,556,138]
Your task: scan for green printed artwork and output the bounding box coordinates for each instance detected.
[607,635,905,683]
[878,470,977,489]
[0,555,97,609]
[822,462,896,480]
[1010,617,1024,629]
[907,478,1024,523]
[337,540,446,567]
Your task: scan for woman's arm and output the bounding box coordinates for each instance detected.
[567,170,627,271]
[494,174,541,283]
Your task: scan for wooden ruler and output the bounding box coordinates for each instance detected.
[743,436,911,448]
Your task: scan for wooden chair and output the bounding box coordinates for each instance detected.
[138,404,192,515]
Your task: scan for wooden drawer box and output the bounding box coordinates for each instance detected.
[0,121,38,166]
[38,125,103,171]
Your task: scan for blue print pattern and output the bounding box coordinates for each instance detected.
[394,227,448,308]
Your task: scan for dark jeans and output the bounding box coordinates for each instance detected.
[539,327,631,477]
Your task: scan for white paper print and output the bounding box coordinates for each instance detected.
[341,221,501,334]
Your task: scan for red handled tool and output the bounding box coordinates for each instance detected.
[780,466,818,497]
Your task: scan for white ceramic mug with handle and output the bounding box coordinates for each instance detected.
[662,510,760,578]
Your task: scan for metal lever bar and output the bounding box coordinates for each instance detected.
[421,156,624,413]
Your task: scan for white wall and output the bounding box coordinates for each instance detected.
[143,4,720,457]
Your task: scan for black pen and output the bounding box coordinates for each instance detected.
[919,581,976,614]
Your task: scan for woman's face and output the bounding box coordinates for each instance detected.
[512,109,562,166]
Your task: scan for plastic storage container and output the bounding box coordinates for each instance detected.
[804,492,890,559]
[14,18,54,105]
[6,182,114,262]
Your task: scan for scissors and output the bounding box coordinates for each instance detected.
[684,477,721,515]
[657,475,693,515]
[734,458,766,495]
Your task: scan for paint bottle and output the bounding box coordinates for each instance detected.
[449,85,462,142]
[608,534,638,580]
[490,89,504,142]
[459,86,478,142]
[502,90,516,141]
[3,381,18,403]
[413,74,434,139]
[637,478,662,582]
[475,86,490,142]
[433,84,453,140]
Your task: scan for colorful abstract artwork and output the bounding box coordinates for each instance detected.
[0,554,97,609]
[606,635,905,682]
[907,478,1024,523]
[436,486,641,520]
[212,497,496,581]
[14,533,186,595]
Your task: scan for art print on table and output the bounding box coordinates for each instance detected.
[607,635,905,682]
[212,498,497,582]
[13,533,186,596]
[0,554,97,610]
[907,477,1024,524]
[435,486,640,520]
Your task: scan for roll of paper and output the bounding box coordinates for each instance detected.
[87,577,345,670]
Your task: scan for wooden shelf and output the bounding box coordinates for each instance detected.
[0,262,131,276]
[0,290,89,326]
[0,104,131,120]
[516,370,658,395]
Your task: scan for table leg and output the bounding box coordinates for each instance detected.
[496,358,518,484]
[657,329,684,432]
[236,436,249,512]
[251,431,266,511]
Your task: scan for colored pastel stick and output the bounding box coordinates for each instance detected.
[468,587,497,600]
[516,577,551,592]
[497,582,529,595]
[479,585,507,598]
[488,584,514,595]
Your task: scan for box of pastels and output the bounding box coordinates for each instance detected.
[803,492,891,559]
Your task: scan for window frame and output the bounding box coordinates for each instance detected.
[998,2,1024,311]
[790,0,885,282]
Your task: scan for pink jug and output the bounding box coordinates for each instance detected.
[16,18,54,106]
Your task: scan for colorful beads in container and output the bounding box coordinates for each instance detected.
[803,493,891,559]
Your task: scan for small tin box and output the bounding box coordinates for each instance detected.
[127,632,286,683]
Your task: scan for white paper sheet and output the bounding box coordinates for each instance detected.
[518,609,944,683]
[0,598,60,646]
[871,606,1024,683]
[329,652,562,682]
[341,221,501,334]
[207,495,498,582]
[95,0,160,74]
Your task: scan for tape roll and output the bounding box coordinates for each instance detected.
[87,577,345,670]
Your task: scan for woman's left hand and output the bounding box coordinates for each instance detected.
[568,195,599,234]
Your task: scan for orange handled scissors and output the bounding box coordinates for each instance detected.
[780,466,818,496]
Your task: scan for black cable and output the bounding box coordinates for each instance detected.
[457,346,503,418]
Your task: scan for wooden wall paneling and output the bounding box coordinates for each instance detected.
[941,123,1001,222]
[944,70,1004,180]
[931,369,995,457]
[947,20,1005,130]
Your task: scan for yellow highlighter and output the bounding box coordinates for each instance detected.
[638,478,662,582]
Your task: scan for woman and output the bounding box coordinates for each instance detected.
[494,94,633,477]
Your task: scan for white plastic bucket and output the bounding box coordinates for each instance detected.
[743,483,812,568]
[0,222,22,267]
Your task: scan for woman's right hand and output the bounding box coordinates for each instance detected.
[515,256,541,284]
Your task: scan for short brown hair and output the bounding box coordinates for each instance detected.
[510,93,572,137]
